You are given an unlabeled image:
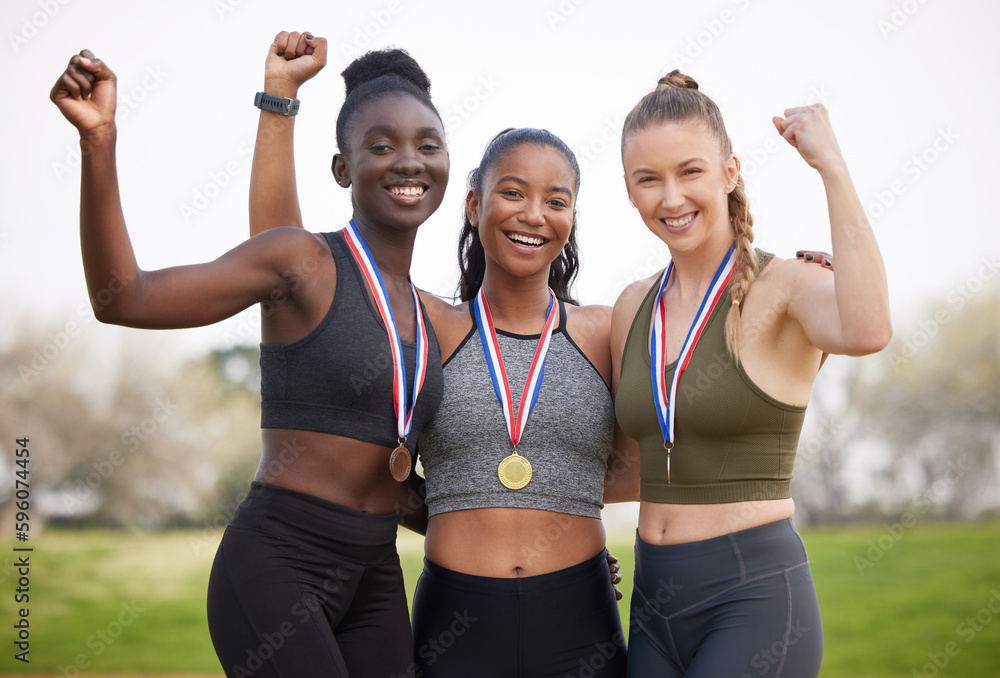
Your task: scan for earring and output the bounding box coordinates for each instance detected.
[471,223,478,231]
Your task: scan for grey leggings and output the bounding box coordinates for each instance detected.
[627,519,823,677]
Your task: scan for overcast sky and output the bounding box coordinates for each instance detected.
[3,0,998,361]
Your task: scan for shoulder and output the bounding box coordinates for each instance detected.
[565,303,612,348]
[753,252,831,300]
[566,302,612,328]
[417,290,473,360]
[612,272,661,336]
[240,227,333,276]
[565,303,613,385]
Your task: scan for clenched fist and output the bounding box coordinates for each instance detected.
[50,50,117,136]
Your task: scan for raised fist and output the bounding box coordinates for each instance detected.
[264,31,327,95]
[50,50,117,135]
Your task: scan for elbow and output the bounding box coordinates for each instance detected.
[91,298,137,326]
[845,320,893,356]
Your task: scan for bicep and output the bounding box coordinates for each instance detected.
[109,229,310,329]
[785,268,850,355]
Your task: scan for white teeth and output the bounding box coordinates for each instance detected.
[506,232,544,247]
[389,186,424,196]
[663,214,695,228]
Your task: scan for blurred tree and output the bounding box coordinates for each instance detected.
[0,327,260,530]
[850,278,1000,519]
[794,278,1000,522]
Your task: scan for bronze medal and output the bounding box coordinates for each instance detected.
[389,445,412,482]
[498,452,532,490]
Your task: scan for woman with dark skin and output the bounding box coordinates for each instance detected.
[50,42,449,678]
[253,35,632,677]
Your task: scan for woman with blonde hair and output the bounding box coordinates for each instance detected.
[612,70,890,676]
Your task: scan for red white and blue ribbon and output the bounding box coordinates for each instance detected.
[343,220,428,443]
[650,245,737,461]
[474,287,558,450]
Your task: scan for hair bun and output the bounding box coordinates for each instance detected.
[656,69,699,91]
[341,48,432,98]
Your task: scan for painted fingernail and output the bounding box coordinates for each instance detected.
[805,254,814,261]
[824,259,831,266]
[305,33,314,39]
[276,51,284,56]
[796,251,804,258]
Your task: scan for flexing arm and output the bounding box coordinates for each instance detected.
[773,105,891,356]
[51,51,324,329]
[249,31,327,237]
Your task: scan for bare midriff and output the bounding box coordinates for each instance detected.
[425,508,606,577]
[257,428,417,516]
[637,497,795,545]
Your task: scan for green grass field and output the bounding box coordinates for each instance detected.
[1,521,998,676]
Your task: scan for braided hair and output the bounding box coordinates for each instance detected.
[622,70,756,361]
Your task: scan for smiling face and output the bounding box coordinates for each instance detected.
[333,92,449,233]
[467,143,577,281]
[622,120,738,254]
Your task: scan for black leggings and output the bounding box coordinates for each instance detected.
[627,518,823,677]
[411,550,627,678]
[206,482,412,678]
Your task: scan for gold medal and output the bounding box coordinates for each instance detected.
[389,444,412,482]
[498,451,532,490]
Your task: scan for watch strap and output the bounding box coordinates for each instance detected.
[254,92,300,116]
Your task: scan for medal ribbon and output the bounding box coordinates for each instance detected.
[343,221,428,442]
[474,287,558,449]
[650,245,737,448]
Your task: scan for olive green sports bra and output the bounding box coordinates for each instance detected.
[615,250,806,504]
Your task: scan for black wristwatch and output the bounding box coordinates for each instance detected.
[254,92,300,116]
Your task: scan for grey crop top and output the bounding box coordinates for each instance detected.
[259,229,444,454]
[419,301,613,519]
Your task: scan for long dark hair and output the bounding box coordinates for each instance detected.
[457,128,581,304]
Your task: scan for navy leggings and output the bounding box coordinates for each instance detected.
[412,550,627,678]
[206,482,412,678]
[627,519,823,677]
